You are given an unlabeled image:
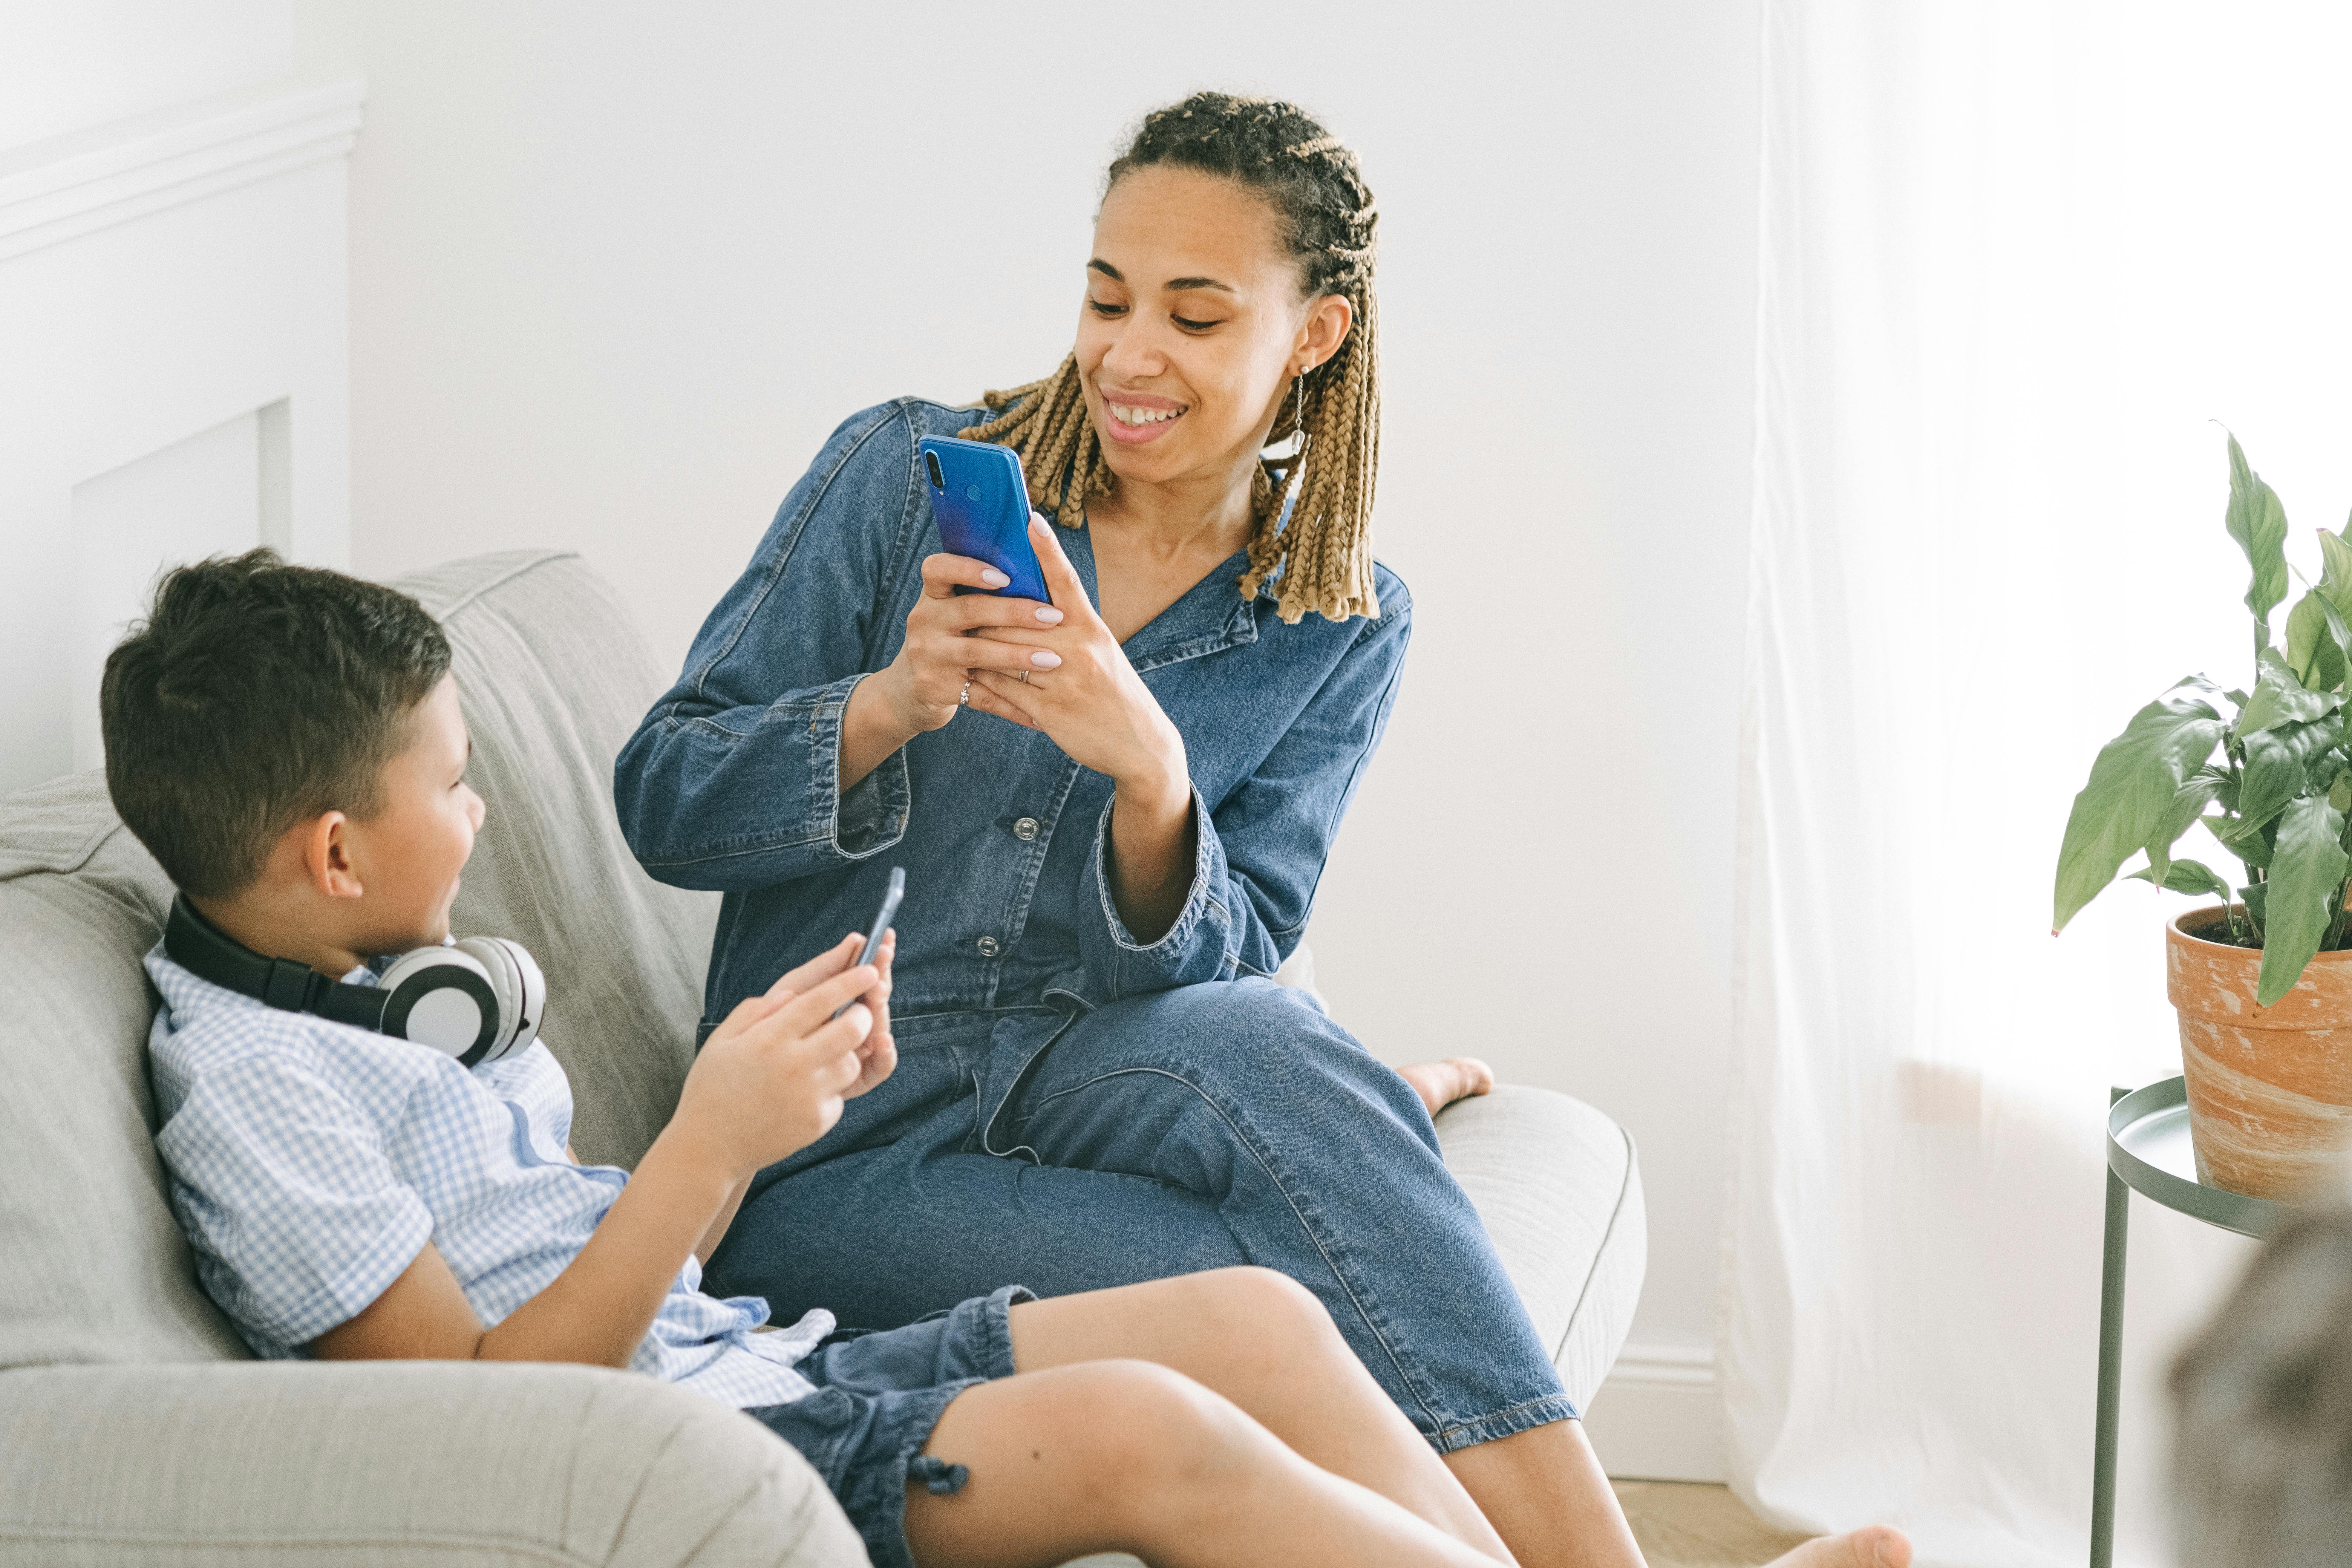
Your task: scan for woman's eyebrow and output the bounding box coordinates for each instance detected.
[1087,258,1235,295]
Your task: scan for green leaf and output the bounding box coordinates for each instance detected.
[2258,795,2352,1004]
[2321,525,2352,620]
[2227,432,2291,650]
[2240,880,2270,929]
[2147,769,2228,888]
[2237,648,2341,737]
[2286,589,2351,692]
[2127,858,2236,902]
[2055,680,2229,931]
[2215,811,2277,870]
[2237,714,2343,828]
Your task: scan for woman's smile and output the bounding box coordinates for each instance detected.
[1101,388,1188,444]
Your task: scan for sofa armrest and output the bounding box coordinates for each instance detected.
[1433,1085,1648,1414]
[0,1360,868,1568]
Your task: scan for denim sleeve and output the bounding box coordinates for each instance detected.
[1081,596,1412,1000]
[613,404,928,891]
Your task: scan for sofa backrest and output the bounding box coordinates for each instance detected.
[0,775,249,1368]
[401,551,716,1170]
[0,550,715,1372]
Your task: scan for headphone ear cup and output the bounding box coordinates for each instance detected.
[454,936,544,1061]
[377,947,499,1063]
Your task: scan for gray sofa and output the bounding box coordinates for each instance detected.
[0,550,1645,1566]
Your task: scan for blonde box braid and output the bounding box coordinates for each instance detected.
[960,93,1383,624]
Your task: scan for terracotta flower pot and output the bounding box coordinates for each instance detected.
[2168,905,2352,1200]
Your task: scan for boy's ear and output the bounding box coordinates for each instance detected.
[302,812,363,901]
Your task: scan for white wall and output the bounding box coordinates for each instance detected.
[0,6,357,796]
[299,0,1761,1473]
[0,0,293,148]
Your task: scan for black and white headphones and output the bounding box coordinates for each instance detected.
[164,894,546,1067]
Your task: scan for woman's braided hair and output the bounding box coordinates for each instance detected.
[959,93,1382,623]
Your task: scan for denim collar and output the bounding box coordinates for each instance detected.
[1060,521,1261,673]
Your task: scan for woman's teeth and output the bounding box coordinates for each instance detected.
[1109,403,1182,427]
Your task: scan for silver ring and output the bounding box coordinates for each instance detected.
[1018,668,1030,684]
[958,681,971,707]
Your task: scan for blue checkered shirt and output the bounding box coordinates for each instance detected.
[144,946,831,1409]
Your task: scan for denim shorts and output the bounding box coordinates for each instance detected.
[747,1283,1032,1568]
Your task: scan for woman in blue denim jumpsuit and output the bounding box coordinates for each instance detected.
[609,95,1837,1568]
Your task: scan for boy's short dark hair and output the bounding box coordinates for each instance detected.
[100,549,452,898]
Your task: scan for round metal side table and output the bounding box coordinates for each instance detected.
[2092,1076,2295,1568]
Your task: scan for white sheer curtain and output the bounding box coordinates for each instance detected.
[1727,3,2352,1564]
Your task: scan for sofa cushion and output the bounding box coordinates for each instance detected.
[0,774,247,1370]
[394,551,720,1170]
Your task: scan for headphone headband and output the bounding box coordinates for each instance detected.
[161,895,538,1066]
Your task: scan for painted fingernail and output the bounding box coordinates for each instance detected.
[1035,606,1063,623]
[1031,651,1062,669]
[980,568,1010,587]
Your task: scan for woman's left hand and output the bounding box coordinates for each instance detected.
[963,515,1188,800]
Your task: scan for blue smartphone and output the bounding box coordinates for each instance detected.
[918,435,1053,603]
[833,866,904,1021]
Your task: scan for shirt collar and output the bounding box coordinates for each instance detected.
[1058,522,1262,672]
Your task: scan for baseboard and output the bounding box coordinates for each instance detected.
[1580,1342,1726,1482]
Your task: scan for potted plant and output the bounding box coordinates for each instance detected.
[2055,435,2352,1200]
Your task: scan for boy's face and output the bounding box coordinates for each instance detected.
[345,674,484,954]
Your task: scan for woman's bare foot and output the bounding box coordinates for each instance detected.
[1766,1525,1912,1568]
[1396,1057,1495,1118]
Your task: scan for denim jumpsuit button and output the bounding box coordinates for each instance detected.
[1012,817,1040,841]
[975,936,1001,957]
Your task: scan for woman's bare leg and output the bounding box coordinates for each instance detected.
[1446,1421,1912,1568]
[1008,1266,1508,1560]
[902,1358,1502,1568]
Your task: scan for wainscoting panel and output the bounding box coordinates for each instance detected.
[0,80,360,794]
[1583,1341,1728,1482]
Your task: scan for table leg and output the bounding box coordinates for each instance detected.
[2091,1084,2129,1568]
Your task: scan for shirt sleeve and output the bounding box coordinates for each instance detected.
[1080,594,1413,1000]
[612,402,930,891]
[158,1053,435,1350]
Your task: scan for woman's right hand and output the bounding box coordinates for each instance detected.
[875,545,1069,735]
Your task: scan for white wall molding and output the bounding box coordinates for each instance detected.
[1582,1342,1727,1483]
[0,78,362,262]
[1,72,357,791]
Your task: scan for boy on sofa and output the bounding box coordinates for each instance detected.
[104,550,1523,1568]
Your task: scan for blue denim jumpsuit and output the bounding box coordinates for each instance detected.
[613,398,1576,1450]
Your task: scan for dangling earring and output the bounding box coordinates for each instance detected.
[1274,370,1310,528]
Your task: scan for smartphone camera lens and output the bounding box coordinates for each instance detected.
[924,450,945,489]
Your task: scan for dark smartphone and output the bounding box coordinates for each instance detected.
[833,866,904,1020]
[918,435,1053,602]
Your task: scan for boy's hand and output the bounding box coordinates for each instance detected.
[845,928,897,1096]
[763,927,898,1096]
[674,939,881,1179]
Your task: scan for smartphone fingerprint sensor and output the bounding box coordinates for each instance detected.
[965,484,982,501]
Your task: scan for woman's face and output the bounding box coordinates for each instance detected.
[1077,165,1350,493]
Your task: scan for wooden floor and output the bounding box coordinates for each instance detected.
[1612,1481,1815,1568]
